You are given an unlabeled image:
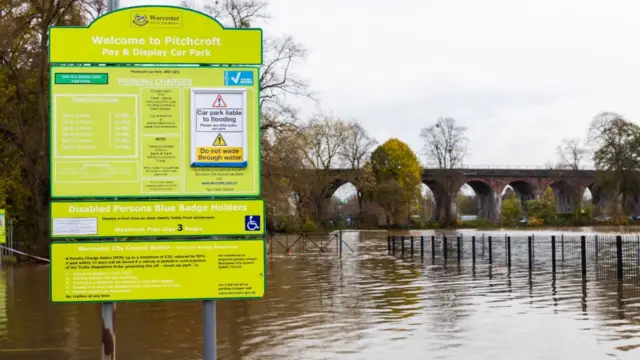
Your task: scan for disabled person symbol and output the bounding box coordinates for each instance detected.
[244,215,260,231]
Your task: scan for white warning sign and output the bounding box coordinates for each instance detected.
[190,88,248,167]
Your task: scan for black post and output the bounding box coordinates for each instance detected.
[443,236,448,262]
[401,235,405,255]
[387,235,391,253]
[507,236,511,268]
[551,235,556,274]
[561,234,565,263]
[617,235,623,280]
[410,236,414,257]
[457,236,461,261]
[488,236,493,264]
[392,236,395,254]
[420,236,424,258]
[580,235,586,277]
[431,236,436,261]
[472,236,476,264]
[528,236,532,271]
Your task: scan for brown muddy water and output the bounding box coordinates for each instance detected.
[1,228,640,359]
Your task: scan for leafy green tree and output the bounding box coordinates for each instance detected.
[525,188,556,224]
[501,191,521,226]
[369,139,422,225]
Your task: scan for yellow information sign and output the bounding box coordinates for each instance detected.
[50,240,266,303]
[0,210,5,244]
[50,66,259,198]
[49,6,262,65]
[51,200,265,238]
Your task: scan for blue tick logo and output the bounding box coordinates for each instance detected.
[245,215,260,231]
[224,71,254,86]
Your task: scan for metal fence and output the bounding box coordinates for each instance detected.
[388,234,640,280]
[267,231,353,254]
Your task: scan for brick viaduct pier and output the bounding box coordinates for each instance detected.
[328,167,640,222]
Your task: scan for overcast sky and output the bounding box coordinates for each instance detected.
[121,0,639,169]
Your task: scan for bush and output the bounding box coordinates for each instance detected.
[301,217,318,233]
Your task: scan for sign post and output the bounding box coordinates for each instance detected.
[48,4,263,359]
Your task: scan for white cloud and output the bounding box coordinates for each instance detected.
[121,0,640,168]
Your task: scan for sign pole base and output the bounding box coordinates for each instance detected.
[101,302,116,359]
[203,300,217,360]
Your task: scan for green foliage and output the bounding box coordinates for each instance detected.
[301,217,318,233]
[525,188,556,224]
[369,139,422,226]
[375,180,405,226]
[501,192,522,226]
[456,193,476,215]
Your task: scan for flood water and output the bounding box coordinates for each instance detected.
[2,229,640,359]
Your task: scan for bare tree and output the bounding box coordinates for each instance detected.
[339,121,377,170]
[336,121,377,216]
[556,137,586,170]
[183,0,314,133]
[420,117,469,169]
[298,116,351,170]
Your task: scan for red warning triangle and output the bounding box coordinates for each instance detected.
[212,94,227,108]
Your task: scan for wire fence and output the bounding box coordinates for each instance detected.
[388,234,640,280]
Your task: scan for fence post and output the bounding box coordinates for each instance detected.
[420,236,424,258]
[532,233,535,262]
[410,236,414,257]
[551,235,556,274]
[431,236,435,261]
[528,236,532,271]
[457,236,461,261]
[443,236,448,262]
[561,234,565,263]
[507,236,511,268]
[488,236,493,264]
[387,235,391,253]
[580,235,586,277]
[595,235,598,263]
[482,233,485,256]
[392,236,395,254]
[616,235,623,280]
[339,230,343,254]
[472,236,476,265]
[401,235,405,255]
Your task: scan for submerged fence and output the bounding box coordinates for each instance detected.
[267,231,354,254]
[388,234,640,280]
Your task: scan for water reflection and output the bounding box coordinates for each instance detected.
[1,232,640,359]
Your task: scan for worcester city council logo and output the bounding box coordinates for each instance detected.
[132,13,148,26]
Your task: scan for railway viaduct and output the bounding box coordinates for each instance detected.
[326,167,640,222]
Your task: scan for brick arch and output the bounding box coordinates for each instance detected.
[456,178,498,220]
[326,178,361,199]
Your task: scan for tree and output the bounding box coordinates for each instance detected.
[338,121,377,214]
[556,137,587,170]
[501,191,521,226]
[369,139,422,225]
[420,117,469,169]
[289,115,352,224]
[375,180,405,227]
[0,1,100,253]
[588,112,640,216]
[525,188,556,224]
[456,193,476,215]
